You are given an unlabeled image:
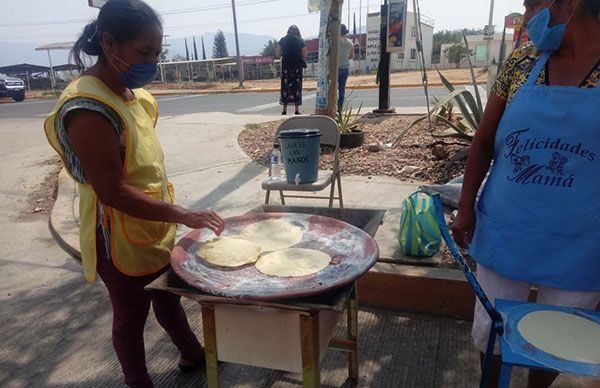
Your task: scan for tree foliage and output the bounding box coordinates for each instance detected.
[212,30,229,58]
[260,39,278,57]
[444,43,472,68]
[433,28,484,63]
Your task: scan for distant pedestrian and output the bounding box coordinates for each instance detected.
[338,24,355,111]
[44,0,224,386]
[276,25,307,115]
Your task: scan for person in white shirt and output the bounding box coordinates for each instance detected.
[338,24,355,111]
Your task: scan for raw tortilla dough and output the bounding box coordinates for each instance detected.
[197,236,262,267]
[255,248,331,277]
[517,310,600,364]
[240,219,304,252]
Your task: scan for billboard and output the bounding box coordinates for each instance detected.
[387,0,407,53]
[367,13,381,71]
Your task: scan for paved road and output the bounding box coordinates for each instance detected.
[0,86,487,119]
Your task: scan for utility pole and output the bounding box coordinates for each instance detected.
[488,0,495,30]
[486,0,495,63]
[231,0,244,87]
[374,0,394,113]
[359,0,362,73]
[327,0,343,118]
[348,0,351,28]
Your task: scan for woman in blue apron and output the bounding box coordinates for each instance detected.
[452,0,600,386]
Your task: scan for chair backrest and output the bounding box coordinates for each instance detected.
[432,195,503,329]
[275,115,341,147]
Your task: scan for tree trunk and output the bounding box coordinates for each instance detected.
[316,0,343,118]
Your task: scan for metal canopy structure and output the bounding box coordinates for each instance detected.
[35,42,75,92]
[0,63,49,74]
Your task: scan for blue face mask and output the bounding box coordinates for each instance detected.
[108,51,158,89]
[119,63,158,89]
[526,2,573,52]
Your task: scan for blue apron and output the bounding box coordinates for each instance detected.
[470,51,600,292]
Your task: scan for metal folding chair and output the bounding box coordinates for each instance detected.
[432,194,600,388]
[262,115,343,208]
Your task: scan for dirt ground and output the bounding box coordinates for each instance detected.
[238,114,469,185]
[146,68,487,92]
[17,156,62,222]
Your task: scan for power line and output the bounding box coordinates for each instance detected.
[165,3,382,31]
[2,2,385,39]
[0,0,282,28]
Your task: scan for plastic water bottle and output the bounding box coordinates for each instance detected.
[270,145,282,180]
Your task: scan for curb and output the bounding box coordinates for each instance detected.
[148,81,486,97]
[25,81,486,100]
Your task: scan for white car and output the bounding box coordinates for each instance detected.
[0,73,25,102]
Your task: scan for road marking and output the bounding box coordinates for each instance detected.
[236,93,316,113]
[0,99,54,107]
[156,95,205,102]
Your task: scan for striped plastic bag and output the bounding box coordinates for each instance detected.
[399,191,442,258]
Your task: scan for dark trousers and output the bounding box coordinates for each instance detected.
[96,238,202,387]
[338,68,350,110]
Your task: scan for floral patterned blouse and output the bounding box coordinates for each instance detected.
[492,42,600,104]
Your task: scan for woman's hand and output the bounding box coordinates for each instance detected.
[181,209,225,236]
[450,208,475,249]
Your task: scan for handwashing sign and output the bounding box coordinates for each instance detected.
[278,129,322,184]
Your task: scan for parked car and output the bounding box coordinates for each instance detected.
[0,73,26,102]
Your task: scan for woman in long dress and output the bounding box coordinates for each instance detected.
[276,25,307,115]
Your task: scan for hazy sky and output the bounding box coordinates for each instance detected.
[0,0,526,44]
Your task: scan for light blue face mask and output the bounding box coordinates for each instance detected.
[526,1,575,52]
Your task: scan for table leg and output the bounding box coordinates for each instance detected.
[347,286,359,381]
[201,305,219,388]
[300,312,321,388]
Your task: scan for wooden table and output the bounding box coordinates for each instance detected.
[146,206,385,387]
[146,270,359,388]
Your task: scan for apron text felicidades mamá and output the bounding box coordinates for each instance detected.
[470,52,600,291]
[45,76,176,282]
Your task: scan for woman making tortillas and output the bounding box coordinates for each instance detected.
[451,0,600,386]
[44,0,224,386]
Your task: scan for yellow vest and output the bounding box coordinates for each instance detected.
[44,76,176,282]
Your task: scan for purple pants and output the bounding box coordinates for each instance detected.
[96,238,202,387]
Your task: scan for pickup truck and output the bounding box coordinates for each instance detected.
[0,73,26,102]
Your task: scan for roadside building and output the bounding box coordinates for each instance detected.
[303,12,433,74]
[439,32,515,69]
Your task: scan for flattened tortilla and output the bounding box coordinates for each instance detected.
[197,236,262,267]
[241,219,304,251]
[255,248,331,277]
[517,310,600,364]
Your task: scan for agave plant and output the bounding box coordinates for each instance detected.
[394,34,484,145]
[336,99,364,135]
